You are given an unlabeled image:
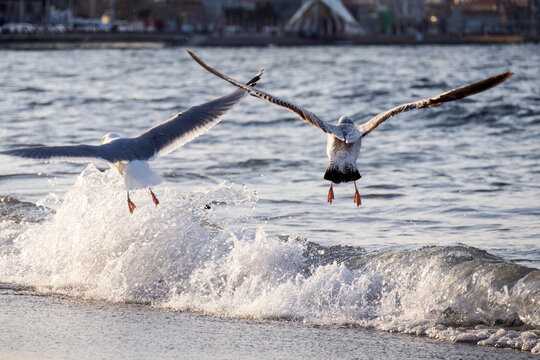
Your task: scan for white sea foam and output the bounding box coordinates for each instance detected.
[0,166,538,353]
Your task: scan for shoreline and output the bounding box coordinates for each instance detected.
[1,32,539,49]
[1,289,536,360]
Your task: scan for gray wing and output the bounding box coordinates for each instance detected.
[1,71,263,164]
[0,141,151,163]
[130,70,263,159]
[0,144,109,163]
[358,71,514,137]
[187,50,346,141]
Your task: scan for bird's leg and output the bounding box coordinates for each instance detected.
[327,183,335,204]
[354,181,362,207]
[149,187,159,206]
[127,191,137,214]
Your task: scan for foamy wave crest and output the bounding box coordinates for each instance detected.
[0,165,538,353]
[0,165,255,302]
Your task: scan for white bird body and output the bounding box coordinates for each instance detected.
[102,133,163,191]
[325,117,362,184]
[187,50,513,207]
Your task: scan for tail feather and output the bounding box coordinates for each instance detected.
[324,167,361,184]
[123,161,163,191]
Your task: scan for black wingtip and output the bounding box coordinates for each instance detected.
[247,69,264,87]
[468,70,513,96]
[488,71,514,87]
[0,148,40,160]
[469,70,514,91]
[187,49,206,70]
[187,49,208,71]
[502,71,514,78]
[1,149,19,157]
[428,71,515,107]
[188,49,263,88]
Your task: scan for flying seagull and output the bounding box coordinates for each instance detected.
[187,50,513,207]
[1,71,263,213]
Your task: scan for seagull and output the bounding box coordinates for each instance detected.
[1,70,263,213]
[187,50,513,207]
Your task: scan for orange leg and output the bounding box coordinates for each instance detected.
[327,183,335,204]
[354,181,362,207]
[149,188,159,206]
[127,192,137,214]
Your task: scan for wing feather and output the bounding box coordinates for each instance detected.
[187,50,345,141]
[1,71,263,163]
[133,70,263,158]
[358,72,514,136]
[0,145,107,163]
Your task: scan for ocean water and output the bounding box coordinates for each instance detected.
[0,45,539,359]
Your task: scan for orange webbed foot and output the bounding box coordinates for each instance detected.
[127,192,137,214]
[150,188,159,206]
[328,184,335,204]
[354,191,362,207]
[354,182,362,207]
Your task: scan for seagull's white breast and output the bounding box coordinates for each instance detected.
[326,135,362,171]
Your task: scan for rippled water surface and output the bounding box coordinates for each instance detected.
[0,45,539,358]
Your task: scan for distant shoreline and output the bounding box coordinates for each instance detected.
[1,32,538,49]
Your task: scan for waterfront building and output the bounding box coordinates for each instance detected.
[285,0,360,36]
[0,0,46,24]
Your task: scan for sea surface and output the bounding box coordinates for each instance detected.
[0,45,539,359]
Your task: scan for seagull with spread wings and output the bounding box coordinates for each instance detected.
[1,71,263,213]
[187,50,513,207]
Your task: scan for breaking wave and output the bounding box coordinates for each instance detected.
[0,166,538,353]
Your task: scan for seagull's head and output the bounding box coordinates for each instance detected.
[338,116,354,125]
[102,133,122,144]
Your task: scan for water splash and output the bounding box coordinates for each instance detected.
[0,166,538,353]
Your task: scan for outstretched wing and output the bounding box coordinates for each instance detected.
[358,71,514,137]
[0,144,108,163]
[132,70,263,159]
[1,71,263,164]
[187,50,345,141]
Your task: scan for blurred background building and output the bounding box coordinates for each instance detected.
[285,0,361,37]
[0,0,538,36]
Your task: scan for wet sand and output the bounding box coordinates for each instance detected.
[1,289,536,360]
